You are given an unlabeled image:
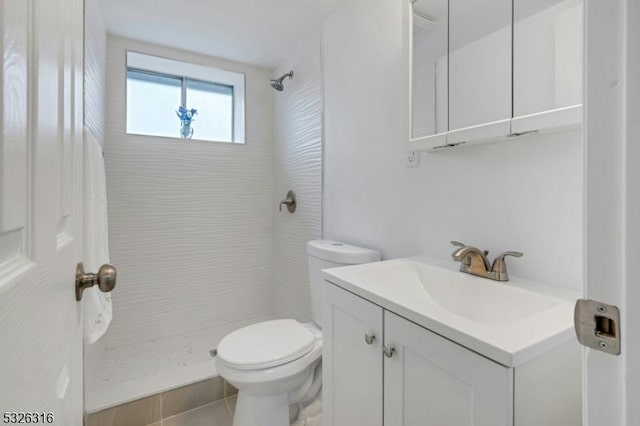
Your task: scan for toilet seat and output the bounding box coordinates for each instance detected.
[217,319,316,370]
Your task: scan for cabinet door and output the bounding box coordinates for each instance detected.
[411,0,449,140]
[384,312,512,426]
[513,0,583,117]
[449,0,512,130]
[323,283,383,426]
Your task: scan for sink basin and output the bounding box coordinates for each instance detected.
[322,257,578,366]
[414,261,562,324]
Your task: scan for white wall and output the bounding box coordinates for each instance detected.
[272,31,324,321]
[103,36,275,348]
[322,0,583,290]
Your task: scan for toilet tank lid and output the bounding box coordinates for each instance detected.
[307,240,380,265]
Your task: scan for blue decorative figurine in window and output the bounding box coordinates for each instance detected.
[176,106,198,139]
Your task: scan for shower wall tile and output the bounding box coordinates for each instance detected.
[103,36,275,349]
[272,31,324,321]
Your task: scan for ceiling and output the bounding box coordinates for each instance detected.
[99,0,350,69]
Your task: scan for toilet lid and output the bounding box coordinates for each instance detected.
[217,319,316,370]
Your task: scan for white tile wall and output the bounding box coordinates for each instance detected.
[272,31,324,321]
[103,36,275,349]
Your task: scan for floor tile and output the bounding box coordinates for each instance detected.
[86,395,161,426]
[163,400,233,426]
[225,395,237,417]
[224,381,238,397]
[162,377,225,417]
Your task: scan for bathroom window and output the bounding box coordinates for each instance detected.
[126,51,245,143]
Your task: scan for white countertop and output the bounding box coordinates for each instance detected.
[322,257,580,367]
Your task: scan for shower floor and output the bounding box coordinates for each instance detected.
[86,315,274,413]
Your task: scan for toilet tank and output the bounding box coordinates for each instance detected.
[307,240,380,328]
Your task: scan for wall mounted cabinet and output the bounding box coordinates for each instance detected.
[408,0,583,151]
[323,283,581,426]
[448,0,512,136]
[512,0,584,135]
[410,0,448,145]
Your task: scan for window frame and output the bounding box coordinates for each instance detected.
[125,50,246,144]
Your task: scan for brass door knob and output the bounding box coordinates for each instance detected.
[75,262,117,301]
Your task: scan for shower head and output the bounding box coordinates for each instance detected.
[270,71,294,91]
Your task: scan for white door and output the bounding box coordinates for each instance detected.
[322,283,383,426]
[0,0,84,423]
[383,311,511,426]
[583,0,640,425]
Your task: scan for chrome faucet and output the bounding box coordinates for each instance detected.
[450,241,523,282]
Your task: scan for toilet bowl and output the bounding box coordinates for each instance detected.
[216,320,322,426]
[215,240,380,426]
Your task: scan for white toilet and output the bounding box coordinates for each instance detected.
[215,240,380,426]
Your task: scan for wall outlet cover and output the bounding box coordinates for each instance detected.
[407,151,419,168]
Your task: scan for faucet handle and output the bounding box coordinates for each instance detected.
[450,241,465,248]
[490,251,523,281]
[496,251,523,259]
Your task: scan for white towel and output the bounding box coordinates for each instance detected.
[82,130,113,344]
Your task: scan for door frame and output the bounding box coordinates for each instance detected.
[584,0,639,424]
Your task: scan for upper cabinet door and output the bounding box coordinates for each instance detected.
[513,0,583,118]
[411,0,448,140]
[448,0,512,131]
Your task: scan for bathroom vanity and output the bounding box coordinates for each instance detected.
[321,258,581,426]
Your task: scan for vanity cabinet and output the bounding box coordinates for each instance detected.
[323,283,581,426]
[322,283,384,426]
[384,311,511,426]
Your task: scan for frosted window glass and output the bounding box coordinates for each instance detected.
[126,70,183,138]
[186,80,234,142]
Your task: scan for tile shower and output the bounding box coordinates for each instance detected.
[84,17,323,422]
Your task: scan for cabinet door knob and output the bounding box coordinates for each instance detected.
[383,344,395,358]
[364,332,376,345]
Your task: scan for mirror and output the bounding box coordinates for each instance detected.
[513,0,583,117]
[411,0,448,140]
[448,0,512,130]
